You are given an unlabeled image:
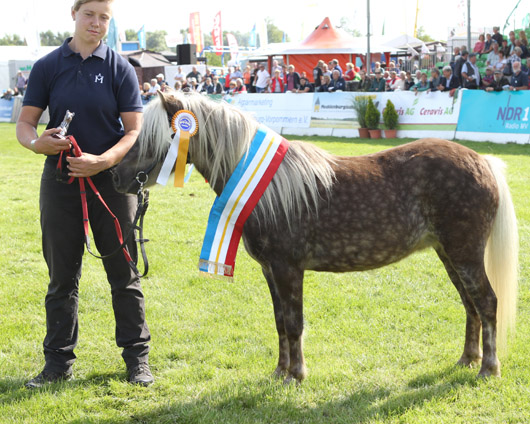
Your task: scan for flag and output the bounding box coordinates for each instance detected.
[249,24,256,47]
[212,11,223,56]
[282,32,286,43]
[257,19,268,48]
[138,25,146,50]
[226,33,239,62]
[189,12,203,54]
[381,19,385,36]
[107,17,119,51]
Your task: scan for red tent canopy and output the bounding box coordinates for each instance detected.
[282,17,392,83]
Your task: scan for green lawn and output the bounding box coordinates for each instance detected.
[1,123,529,423]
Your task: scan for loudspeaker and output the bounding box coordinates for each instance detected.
[177,44,197,65]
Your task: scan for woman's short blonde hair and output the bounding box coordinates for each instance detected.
[73,0,114,11]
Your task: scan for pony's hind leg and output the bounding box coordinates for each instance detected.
[267,263,306,383]
[436,249,482,367]
[262,267,290,378]
[444,254,500,377]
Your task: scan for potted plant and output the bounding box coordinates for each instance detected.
[383,99,399,138]
[352,95,370,138]
[365,98,381,139]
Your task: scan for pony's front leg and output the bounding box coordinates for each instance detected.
[270,264,306,383]
[262,267,290,377]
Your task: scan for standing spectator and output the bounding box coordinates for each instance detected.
[329,69,346,92]
[232,65,243,80]
[186,66,202,83]
[318,75,332,92]
[429,68,441,91]
[271,59,282,75]
[461,53,481,89]
[218,69,226,87]
[296,76,314,93]
[454,50,469,85]
[330,59,343,76]
[174,66,186,84]
[437,65,460,92]
[487,42,501,67]
[16,0,152,388]
[369,69,386,92]
[492,26,504,46]
[474,34,485,53]
[16,71,27,96]
[224,66,233,92]
[255,63,270,93]
[485,69,510,91]
[269,69,284,93]
[509,61,528,91]
[243,65,251,91]
[313,60,324,89]
[450,46,461,70]
[284,65,300,92]
[507,31,517,54]
[501,38,510,58]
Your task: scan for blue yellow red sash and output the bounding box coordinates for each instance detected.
[199,126,289,279]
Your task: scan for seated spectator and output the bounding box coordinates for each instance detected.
[437,65,460,92]
[487,42,501,67]
[501,38,510,58]
[147,78,159,94]
[227,80,238,95]
[474,34,485,53]
[200,77,215,94]
[319,74,332,92]
[461,52,481,89]
[429,68,441,91]
[284,65,301,92]
[322,63,331,78]
[357,70,372,91]
[483,33,494,54]
[211,75,224,94]
[173,81,182,91]
[404,71,415,90]
[269,69,284,93]
[1,89,14,100]
[414,69,422,83]
[481,66,495,89]
[329,69,346,92]
[508,31,517,54]
[296,76,314,93]
[496,50,507,73]
[485,69,510,91]
[234,78,247,93]
[369,69,386,92]
[187,77,199,92]
[373,61,382,73]
[386,71,398,91]
[186,66,202,83]
[410,72,430,92]
[343,63,356,81]
[389,71,406,91]
[509,61,528,91]
[141,82,153,100]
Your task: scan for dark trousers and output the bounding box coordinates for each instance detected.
[39,162,150,372]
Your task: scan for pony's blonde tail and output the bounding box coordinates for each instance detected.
[484,155,519,351]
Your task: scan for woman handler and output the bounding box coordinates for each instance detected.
[16,0,153,387]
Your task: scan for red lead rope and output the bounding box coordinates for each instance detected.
[57,135,134,265]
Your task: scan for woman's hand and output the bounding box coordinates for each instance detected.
[32,128,72,155]
[66,153,108,178]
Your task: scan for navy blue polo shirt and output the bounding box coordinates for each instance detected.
[24,38,142,157]
[510,70,529,88]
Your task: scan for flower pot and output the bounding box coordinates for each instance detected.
[368,129,382,139]
[384,129,397,138]
[358,128,370,138]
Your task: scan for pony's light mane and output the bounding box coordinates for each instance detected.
[141,92,336,226]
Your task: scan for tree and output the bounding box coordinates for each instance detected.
[0,34,25,46]
[339,17,362,37]
[416,26,435,42]
[266,18,285,44]
[146,30,168,51]
[40,31,72,46]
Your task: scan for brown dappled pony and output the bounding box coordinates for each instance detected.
[113,92,518,383]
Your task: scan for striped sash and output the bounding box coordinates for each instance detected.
[199,126,289,279]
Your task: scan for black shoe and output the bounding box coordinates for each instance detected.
[25,368,73,389]
[127,363,154,386]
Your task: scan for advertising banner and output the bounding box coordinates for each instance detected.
[212,11,222,56]
[0,99,13,122]
[224,93,313,129]
[189,12,203,53]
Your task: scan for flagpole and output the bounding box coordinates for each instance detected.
[366,0,371,73]
[467,0,471,52]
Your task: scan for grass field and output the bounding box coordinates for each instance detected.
[0,123,529,423]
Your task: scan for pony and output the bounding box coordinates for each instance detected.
[113,92,518,383]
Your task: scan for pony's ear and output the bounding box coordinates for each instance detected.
[157,90,169,111]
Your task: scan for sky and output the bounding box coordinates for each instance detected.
[2,0,528,46]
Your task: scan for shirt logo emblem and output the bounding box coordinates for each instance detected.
[95,73,104,84]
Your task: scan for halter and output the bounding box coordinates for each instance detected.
[57,136,150,277]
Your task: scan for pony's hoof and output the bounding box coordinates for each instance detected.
[457,354,482,368]
[272,366,288,379]
[477,364,501,378]
[283,374,301,386]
